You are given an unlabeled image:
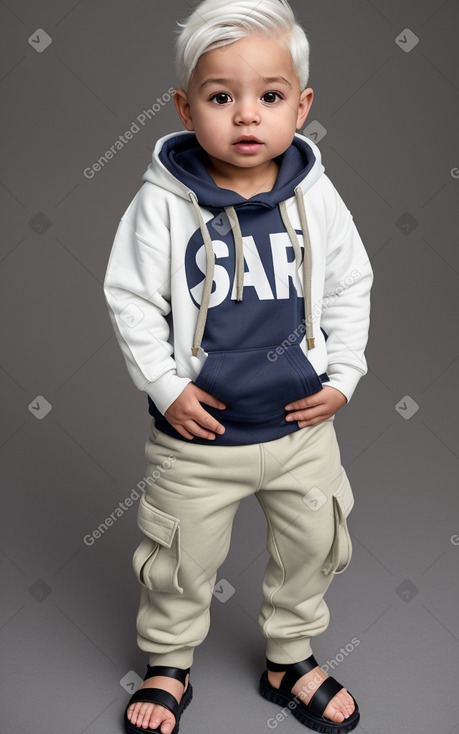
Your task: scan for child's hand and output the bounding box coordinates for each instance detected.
[284,386,347,428]
[164,383,226,440]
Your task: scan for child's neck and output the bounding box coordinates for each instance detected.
[206,159,279,200]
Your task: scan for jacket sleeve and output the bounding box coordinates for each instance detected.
[319,180,374,402]
[103,212,191,415]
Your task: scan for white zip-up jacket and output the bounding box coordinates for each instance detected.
[103,131,373,445]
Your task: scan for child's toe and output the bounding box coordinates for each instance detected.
[323,688,355,723]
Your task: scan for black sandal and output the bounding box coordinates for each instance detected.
[259,655,360,734]
[124,665,193,734]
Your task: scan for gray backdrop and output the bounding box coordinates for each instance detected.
[1,0,458,732]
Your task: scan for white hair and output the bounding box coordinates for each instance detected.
[175,0,310,91]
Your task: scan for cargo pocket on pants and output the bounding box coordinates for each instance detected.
[132,494,183,593]
[322,471,355,576]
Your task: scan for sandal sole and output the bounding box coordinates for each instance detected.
[259,671,360,734]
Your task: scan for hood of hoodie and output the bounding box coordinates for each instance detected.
[142,130,325,208]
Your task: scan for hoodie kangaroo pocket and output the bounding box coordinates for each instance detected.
[195,343,324,420]
[132,494,183,593]
[322,471,355,576]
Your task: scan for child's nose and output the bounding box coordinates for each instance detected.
[234,100,261,125]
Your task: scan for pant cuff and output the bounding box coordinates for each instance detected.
[145,648,195,670]
[265,637,313,666]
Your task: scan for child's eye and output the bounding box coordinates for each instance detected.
[210,93,232,105]
[262,91,282,104]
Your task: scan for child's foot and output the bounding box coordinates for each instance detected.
[267,665,355,723]
[126,673,189,733]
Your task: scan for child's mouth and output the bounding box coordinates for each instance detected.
[233,136,264,153]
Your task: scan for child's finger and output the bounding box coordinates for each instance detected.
[195,386,227,410]
[297,415,328,428]
[285,402,322,418]
[171,418,216,441]
[285,387,327,412]
[172,423,197,440]
[196,406,226,435]
[187,418,220,440]
[284,396,312,411]
[285,405,325,422]
[285,410,307,422]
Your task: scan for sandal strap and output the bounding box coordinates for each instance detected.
[307,675,344,717]
[265,656,347,718]
[144,665,190,686]
[266,655,319,693]
[127,687,179,717]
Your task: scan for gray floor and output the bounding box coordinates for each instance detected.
[1,1,458,732]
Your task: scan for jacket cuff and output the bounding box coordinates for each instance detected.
[325,364,366,404]
[145,373,192,415]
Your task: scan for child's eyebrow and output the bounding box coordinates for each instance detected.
[261,76,292,87]
[199,78,232,90]
[199,75,292,90]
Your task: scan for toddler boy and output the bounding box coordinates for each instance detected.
[104,1,373,732]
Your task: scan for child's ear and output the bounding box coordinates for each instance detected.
[174,88,194,131]
[296,87,314,130]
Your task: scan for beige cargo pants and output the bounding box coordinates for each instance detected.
[132,415,354,669]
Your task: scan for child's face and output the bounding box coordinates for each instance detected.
[174,34,313,183]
